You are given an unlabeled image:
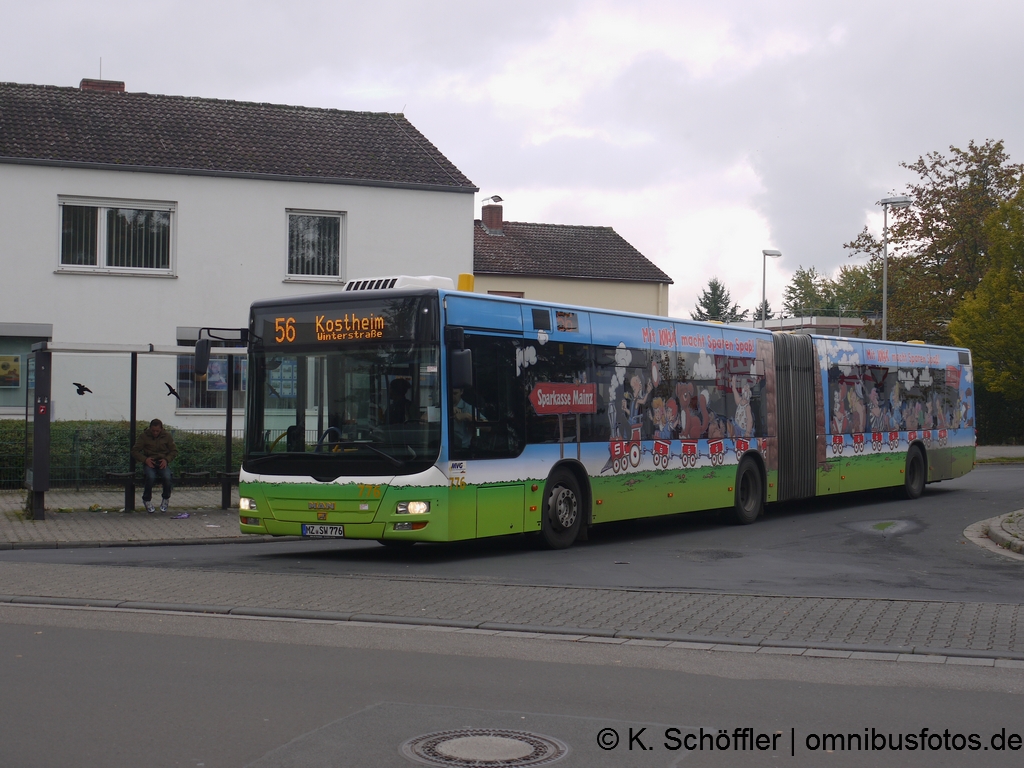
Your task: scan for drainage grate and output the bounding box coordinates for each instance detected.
[401,728,569,767]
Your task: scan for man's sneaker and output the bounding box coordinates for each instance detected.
[159,499,169,513]
[145,502,156,514]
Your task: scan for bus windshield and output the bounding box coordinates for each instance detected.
[244,295,441,478]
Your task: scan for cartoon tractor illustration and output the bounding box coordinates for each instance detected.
[708,439,725,466]
[831,434,845,455]
[852,433,865,453]
[680,440,699,467]
[871,431,884,451]
[652,439,672,469]
[938,428,948,447]
[609,424,643,473]
[922,429,932,447]
[734,437,750,459]
[887,431,900,450]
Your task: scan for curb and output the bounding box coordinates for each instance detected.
[3,595,1024,663]
[0,535,301,550]
[986,510,1024,554]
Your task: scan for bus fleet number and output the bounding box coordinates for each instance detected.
[358,484,382,498]
[449,476,467,489]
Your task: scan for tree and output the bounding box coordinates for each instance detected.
[782,266,834,316]
[752,299,774,323]
[949,188,1024,398]
[845,139,1024,343]
[692,277,748,323]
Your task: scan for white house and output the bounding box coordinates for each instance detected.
[0,79,476,427]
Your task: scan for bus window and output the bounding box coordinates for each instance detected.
[450,336,525,460]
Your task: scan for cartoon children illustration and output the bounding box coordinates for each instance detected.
[651,396,677,439]
[832,385,849,434]
[868,386,887,431]
[703,387,731,439]
[663,398,680,439]
[731,374,754,438]
[889,382,903,430]
[846,382,866,434]
[622,372,653,431]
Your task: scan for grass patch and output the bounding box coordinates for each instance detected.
[872,521,896,531]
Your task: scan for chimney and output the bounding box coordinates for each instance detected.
[482,204,503,234]
[80,78,125,93]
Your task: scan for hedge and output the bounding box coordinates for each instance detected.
[0,420,242,489]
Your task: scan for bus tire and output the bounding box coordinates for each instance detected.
[540,469,583,549]
[902,446,926,499]
[732,457,763,525]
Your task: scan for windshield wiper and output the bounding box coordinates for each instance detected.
[332,441,405,467]
[247,445,404,468]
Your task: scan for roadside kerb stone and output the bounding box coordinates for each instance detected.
[1,561,1022,662]
[0,490,305,549]
[987,510,1024,554]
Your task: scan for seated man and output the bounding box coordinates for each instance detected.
[131,418,177,513]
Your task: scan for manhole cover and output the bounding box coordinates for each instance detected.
[401,728,569,767]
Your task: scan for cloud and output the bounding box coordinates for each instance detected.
[692,350,716,379]
[516,345,538,376]
[5,0,1024,320]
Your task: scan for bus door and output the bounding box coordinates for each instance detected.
[445,327,528,540]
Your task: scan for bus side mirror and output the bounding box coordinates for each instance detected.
[451,350,473,389]
[445,326,465,350]
[194,338,212,380]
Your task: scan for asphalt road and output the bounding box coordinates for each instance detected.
[3,465,1021,603]
[2,604,1022,768]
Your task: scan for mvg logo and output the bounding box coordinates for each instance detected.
[450,462,466,472]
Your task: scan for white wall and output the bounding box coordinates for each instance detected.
[473,275,670,316]
[0,163,474,426]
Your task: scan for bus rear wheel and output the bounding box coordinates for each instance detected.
[903,446,926,499]
[732,457,764,525]
[540,469,584,549]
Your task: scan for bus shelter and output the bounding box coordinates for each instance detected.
[25,341,245,519]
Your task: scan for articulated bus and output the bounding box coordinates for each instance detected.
[237,275,975,549]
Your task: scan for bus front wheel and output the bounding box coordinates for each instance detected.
[732,457,764,525]
[903,446,926,499]
[540,469,584,549]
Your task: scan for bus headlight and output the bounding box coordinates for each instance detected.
[396,501,430,514]
[239,497,258,511]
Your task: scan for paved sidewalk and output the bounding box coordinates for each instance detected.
[1,561,1022,661]
[0,487,256,547]
[976,445,1024,460]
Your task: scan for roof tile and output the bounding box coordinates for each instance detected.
[0,82,474,190]
[474,220,672,284]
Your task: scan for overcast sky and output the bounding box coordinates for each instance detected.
[4,0,1023,317]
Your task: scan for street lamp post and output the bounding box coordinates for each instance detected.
[878,195,912,341]
[761,250,782,329]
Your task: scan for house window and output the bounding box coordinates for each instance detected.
[287,211,344,279]
[59,198,174,275]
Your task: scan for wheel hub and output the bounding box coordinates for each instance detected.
[551,487,577,530]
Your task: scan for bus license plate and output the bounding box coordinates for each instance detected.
[301,524,345,538]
